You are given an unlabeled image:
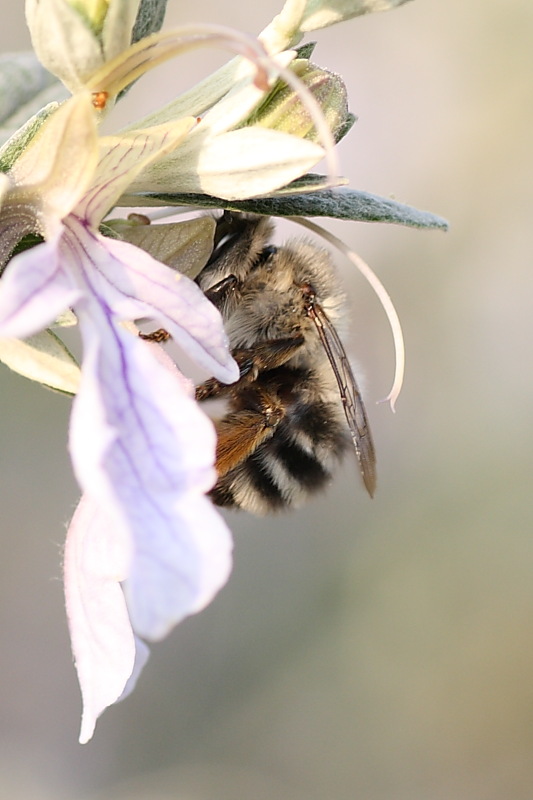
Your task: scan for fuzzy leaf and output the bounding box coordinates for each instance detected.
[0,102,60,172]
[120,183,449,230]
[131,0,168,44]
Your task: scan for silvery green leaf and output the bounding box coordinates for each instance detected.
[118,174,346,208]
[0,329,80,395]
[0,101,61,170]
[295,42,317,58]
[335,111,357,143]
[131,0,168,43]
[0,52,57,125]
[232,186,449,229]
[123,182,448,230]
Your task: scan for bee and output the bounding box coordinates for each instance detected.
[193,211,376,514]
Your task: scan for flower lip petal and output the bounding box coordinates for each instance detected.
[0,238,81,339]
[69,308,233,645]
[66,224,237,384]
[125,495,233,641]
[70,307,221,501]
[64,497,137,745]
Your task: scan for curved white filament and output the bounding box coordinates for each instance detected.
[85,25,338,190]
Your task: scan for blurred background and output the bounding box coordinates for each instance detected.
[1,0,533,798]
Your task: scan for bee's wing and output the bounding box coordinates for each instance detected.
[311,304,377,497]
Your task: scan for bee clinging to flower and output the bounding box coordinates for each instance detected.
[193,212,376,513]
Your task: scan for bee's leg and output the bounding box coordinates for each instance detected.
[214,385,286,477]
[203,274,239,308]
[139,328,170,343]
[139,275,239,343]
[195,335,305,401]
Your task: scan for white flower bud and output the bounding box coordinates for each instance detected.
[25,0,141,92]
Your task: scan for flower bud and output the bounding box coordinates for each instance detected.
[247,60,351,144]
[25,0,141,92]
[67,0,110,34]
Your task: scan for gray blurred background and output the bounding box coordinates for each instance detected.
[1,0,533,798]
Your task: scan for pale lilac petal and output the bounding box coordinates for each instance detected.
[118,636,150,702]
[0,238,81,338]
[64,497,137,744]
[70,304,233,640]
[65,221,238,384]
[125,493,233,640]
[71,303,217,497]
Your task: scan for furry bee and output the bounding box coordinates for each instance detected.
[193,212,376,514]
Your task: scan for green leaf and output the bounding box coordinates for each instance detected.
[124,182,449,230]
[335,111,357,143]
[0,103,60,172]
[6,232,45,259]
[131,0,168,43]
[294,41,317,59]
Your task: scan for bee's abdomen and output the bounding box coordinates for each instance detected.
[211,400,348,514]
